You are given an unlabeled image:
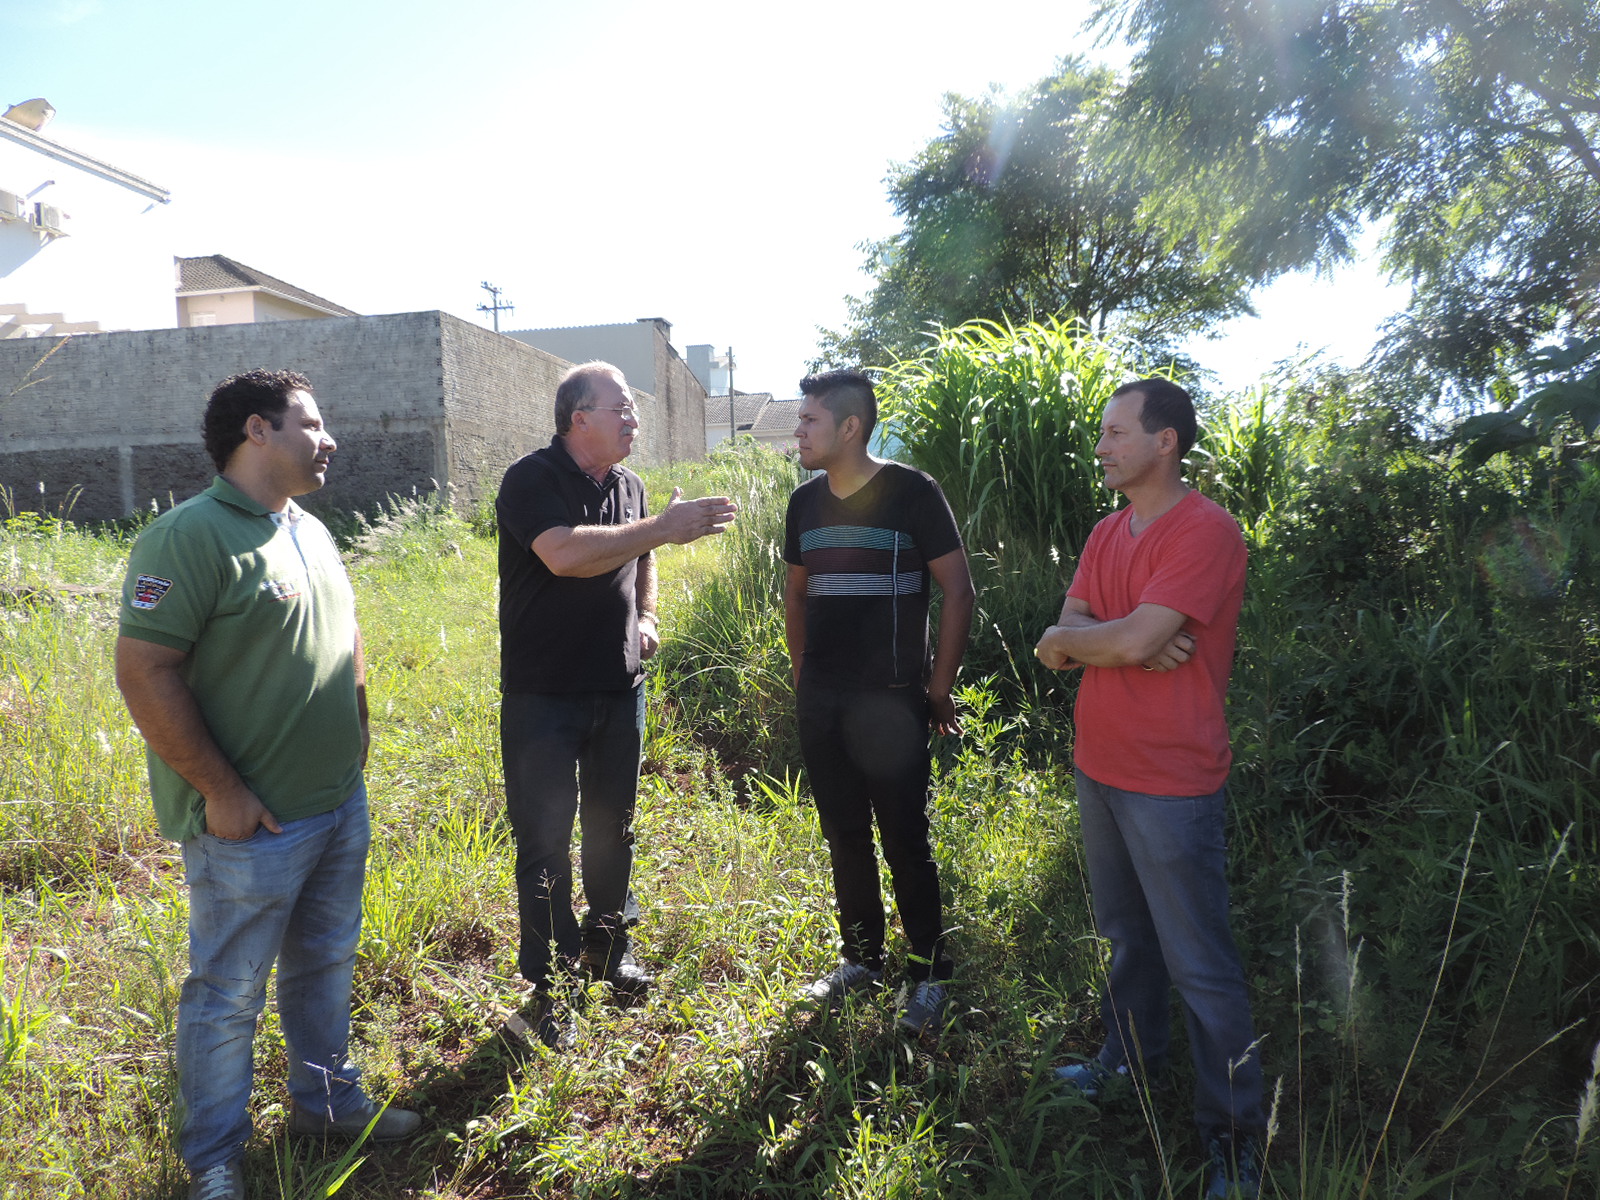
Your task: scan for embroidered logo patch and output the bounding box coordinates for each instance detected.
[262,579,301,602]
[132,574,173,609]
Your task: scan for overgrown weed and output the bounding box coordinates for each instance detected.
[0,431,1595,1197]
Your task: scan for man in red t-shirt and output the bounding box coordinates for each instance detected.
[1035,379,1266,1199]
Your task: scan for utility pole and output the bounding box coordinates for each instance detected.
[477,281,514,333]
[726,346,735,447]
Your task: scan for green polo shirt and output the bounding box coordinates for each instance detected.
[119,476,363,842]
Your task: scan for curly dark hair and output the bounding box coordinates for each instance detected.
[201,369,314,471]
[799,369,877,441]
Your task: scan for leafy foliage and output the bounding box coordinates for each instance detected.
[880,317,1131,561]
[1095,0,1600,398]
[1455,332,1600,460]
[817,60,1256,369]
[3,445,1599,1194]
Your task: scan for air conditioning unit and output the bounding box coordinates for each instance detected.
[34,203,66,235]
[0,190,22,221]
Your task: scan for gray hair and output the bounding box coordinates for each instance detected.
[555,361,626,435]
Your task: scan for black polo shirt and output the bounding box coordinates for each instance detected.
[496,436,650,693]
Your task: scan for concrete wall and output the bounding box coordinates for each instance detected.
[0,310,705,521]
[511,318,707,466]
[650,327,713,465]
[508,322,658,394]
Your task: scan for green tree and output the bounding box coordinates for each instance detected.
[1095,0,1600,399]
[816,60,1256,369]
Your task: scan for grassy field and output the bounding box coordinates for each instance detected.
[1,445,1596,1198]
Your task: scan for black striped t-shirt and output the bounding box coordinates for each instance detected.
[783,462,962,688]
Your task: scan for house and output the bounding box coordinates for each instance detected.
[175,254,359,327]
[703,391,800,453]
[686,344,733,396]
[0,99,171,335]
[704,391,771,449]
[748,396,800,453]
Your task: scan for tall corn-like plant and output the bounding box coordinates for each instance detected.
[649,442,806,769]
[880,317,1131,563]
[879,319,1138,737]
[1189,385,1299,538]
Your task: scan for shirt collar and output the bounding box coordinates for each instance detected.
[206,475,303,522]
[547,434,621,487]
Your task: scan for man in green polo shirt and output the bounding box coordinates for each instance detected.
[116,369,420,1200]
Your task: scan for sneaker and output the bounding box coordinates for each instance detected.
[188,1160,243,1200]
[581,943,652,998]
[1205,1131,1264,1199]
[803,959,883,1004]
[1050,1059,1124,1100]
[897,979,949,1036]
[287,1097,423,1142]
[502,986,579,1052]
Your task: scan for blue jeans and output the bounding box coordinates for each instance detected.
[177,784,370,1173]
[1075,768,1265,1136]
[797,680,950,981]
[501,686,645,986]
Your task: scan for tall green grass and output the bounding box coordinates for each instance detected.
[643,441,805,776]
[0,424,1596,1196]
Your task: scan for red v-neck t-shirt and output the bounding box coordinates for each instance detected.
[1066,489,1246,795]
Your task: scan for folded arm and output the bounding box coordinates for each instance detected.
[1035,596,1194,671]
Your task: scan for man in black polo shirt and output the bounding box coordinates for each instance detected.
[497,361,736,1041]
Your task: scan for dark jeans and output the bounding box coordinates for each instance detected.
[501,686,645,987]
[1075,768,1266,1137]
[797,678,951,981]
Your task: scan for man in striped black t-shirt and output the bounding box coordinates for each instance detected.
[783,369,975,1036]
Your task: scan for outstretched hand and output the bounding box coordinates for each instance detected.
[659,487,738,544]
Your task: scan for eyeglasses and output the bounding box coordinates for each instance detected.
[585,405,639,419]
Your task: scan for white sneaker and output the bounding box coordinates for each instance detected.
[803,959,883,1004]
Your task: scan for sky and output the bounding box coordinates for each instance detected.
[4,0,1406,397]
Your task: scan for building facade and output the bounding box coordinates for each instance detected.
[0,107,171,335]
[175,255,360,327]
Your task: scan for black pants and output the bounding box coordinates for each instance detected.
[501,687,644,987]
[797,679,951,981]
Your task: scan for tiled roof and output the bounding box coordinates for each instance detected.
[749,398,801,436]
[705,391,772,431]
[176,255,358,316]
